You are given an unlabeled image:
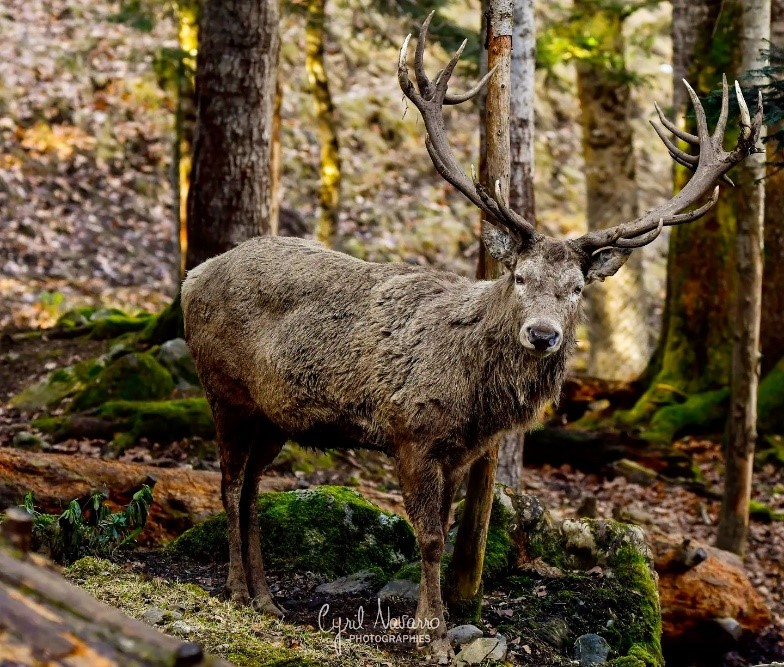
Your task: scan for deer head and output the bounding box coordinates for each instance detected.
[399,13,763,356]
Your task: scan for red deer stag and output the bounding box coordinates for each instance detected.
[181,14,762,663]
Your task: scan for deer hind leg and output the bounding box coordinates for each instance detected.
[396,449,453,664]
[242,434,285,617]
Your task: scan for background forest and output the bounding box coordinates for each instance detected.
[1,0,784,666]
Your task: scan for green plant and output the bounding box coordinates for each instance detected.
[21,485,154,564]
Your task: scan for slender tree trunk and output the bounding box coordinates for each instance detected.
[306,0,341,248]
[495,0,536,491]
[446,0,512,623]
[574,2,648,381]
[623,0,740,427]
[760,0,784,373]
[185,0,279,269]
[270,69,282,236]
[174,0,199,280]
[717,0,769,556]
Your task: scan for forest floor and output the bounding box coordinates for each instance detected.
[1,332,784,666]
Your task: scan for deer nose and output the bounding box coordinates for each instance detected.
[524,322,562,353]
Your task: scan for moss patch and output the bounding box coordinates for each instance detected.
[34,398,214,452]
[639,389,729,444]
[10,356,107,410]
[167,486,417,579]
[70,352,174,411]
[64,557,389,667]
[758,357,784,434]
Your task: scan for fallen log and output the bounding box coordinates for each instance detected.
[0,448,295,543]
[0,508,230,666]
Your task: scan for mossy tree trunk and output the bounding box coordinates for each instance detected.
[622,0,741,430]
[446,0,512,623]
[306,0,341,247]
[575,2,649,381]
[717,0,770,556]
[185,0,279,269]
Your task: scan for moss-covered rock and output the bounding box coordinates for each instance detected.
[33,398,215,453]
[167,486,417,579]
[10,356,108,410]
[638,389,729,444]
[70,352,174,411]
[494,491,663,667]
[64,557,387,666]
[759,357,784,434]
[90,312,155,340]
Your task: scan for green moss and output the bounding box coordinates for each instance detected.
[34,398,215,451]
[90,313,154,340]
[70,353,174,411]
[749,500,784,522]
[758,357,784,434]
[639,389,729,444]
[10,357,107,410]
[273,442,335,474]
[56,306,101,328]
[64,557,383,666]
[140,292,185,345]
[167,487,417,579]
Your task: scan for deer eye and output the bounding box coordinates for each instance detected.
[573,285,583,295]
[514,275,524,285]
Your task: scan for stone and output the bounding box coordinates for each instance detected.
[142,606,166,625]
[610,459,658,486]
[656,541,772,644]
[538,617,571,649]
[447,624,483,647]
[155,338,201,389]
[170,620,195,636]
[715,617,742,642]
[455,636,507,665]
[11,431,44,450]
[574,633,610,666]
[315,570,380,595]
[377,579,419,602]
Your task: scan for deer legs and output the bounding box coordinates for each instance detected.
[214,403,283,616]
[397,448,458,665]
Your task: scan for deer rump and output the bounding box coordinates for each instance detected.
[181,235,564,462]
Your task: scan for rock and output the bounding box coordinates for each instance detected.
[610,459,658,486]
[154,338,200,389]
[455,635,507,665]
[168,486,418,579]
[574,633,610,666]
[377,579,419,602]
[11,431,44,450]
[656,541,772,645]
[447,624,483,647]
[170,620,194,636]
[538,617,571,648]
[142,606,166,626]
[715,617,742,642]
[315,570,380,595]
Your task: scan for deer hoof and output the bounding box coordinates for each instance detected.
[222,583,251,606]
[251,595,285,618]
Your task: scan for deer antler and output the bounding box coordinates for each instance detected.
[571,76,763,255]
[398,12,538,243]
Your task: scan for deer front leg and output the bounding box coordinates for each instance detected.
[397,449,453,664]
[220,446,251,605]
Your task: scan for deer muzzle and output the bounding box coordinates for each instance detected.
[522,320,563,355]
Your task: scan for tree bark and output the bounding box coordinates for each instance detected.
[495,0,537,491]
[717,0,769,556]
[306,0,341,247]
[574,2,648,381]
[624,0,741,427]
[185,0,279,269]
[446,0,512,622]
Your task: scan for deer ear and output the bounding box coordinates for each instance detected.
[481,224,518,270]
[584,248,633,283]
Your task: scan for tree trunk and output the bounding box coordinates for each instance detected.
[446,0,512,623]
[185,0,279,269]
[623,0,741,427]
[717,0,769,556]
[495,0,537,491]
[306,0,341,248]
[574,2,648,381]
[760,0,784,373]
[269,59,283,236]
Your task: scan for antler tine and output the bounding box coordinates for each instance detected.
[683,80,710,143]
[571,78,762,255]
[654,101,698,145]
[414,11,435,98]
[494,180,536,234]
[713,75,729,147]
[398,15,536,242]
